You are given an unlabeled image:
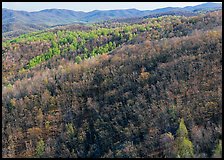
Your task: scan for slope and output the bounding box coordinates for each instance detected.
[2,11,222,158]
[2,2,222,37]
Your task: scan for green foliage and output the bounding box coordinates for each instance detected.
[45,121,50,130]
[213,140,222,158]
[75,56,82,64]
[26,45,60,69]
[36,139,45,157]
[127,33,133,41]
[51,40,58,48]
[6,83,13,88]
[83,48,88,54]
[27,52,51,68]
[124,26,132,33]
[175,118,194,158]
[66,123,76,137]
[52,47,60,55]
[5,13,194,69]
[176,137,194,158]
[176,118,188,138]
[138,26,146,32]
[69,44,76,52]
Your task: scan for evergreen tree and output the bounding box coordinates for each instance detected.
[36,139,45,157]
[176,118,188,138]
[175,118,194,158]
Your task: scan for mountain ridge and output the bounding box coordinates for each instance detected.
[2,2,222,37]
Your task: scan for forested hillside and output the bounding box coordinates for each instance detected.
[2,10,222,158]
[2,2,221,38]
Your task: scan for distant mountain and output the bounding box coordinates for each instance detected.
[144,7,181,14]
[143,9,197,19]
[2,8,87,38]
[83,9,144,22]
[184,2,222,12]
[2,2,222,36]
[105,9,197,24]
[2,8,86,25]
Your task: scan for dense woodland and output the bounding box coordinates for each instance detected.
[2,10,222,158]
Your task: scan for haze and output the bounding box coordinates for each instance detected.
[2,2,222,12]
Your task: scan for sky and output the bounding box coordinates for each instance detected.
[2,2,222,12]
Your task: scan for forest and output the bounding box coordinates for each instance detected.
[2,10,222,158]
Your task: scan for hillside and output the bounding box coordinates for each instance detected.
[2,10,222,158]
[184,2,222,11]
[2,2,222,37]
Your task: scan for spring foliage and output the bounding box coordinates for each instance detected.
[175,118,194,158]
[2,11,222,158]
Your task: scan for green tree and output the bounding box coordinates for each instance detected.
[75,56,82,64]
[83,53,88,59]
[138,26,146,32]
[36,139,45,157]
[128,33,133,41]
[69,44,76,52]
[175,118,194,158]
[52,47,60,55]
[91,50,96,57]
[51,41,58,48]
[108,42,113,50]
[176,118,188,138]
[66,123,76,138]
[83,48,88,54]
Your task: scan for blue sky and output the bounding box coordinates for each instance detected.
[2,2,222,12]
